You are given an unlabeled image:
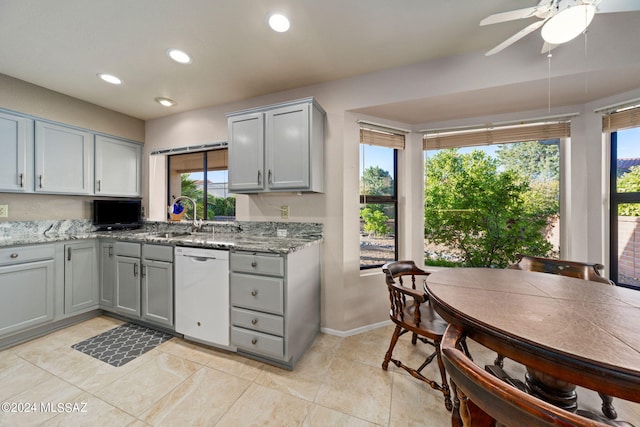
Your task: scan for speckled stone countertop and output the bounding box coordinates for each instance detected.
[0,220,323,254]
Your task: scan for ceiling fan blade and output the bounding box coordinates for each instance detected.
[485,20,546,56]
[480,6,540,26]
[595,0,640,13]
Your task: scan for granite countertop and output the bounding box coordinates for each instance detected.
[0,221,323,254]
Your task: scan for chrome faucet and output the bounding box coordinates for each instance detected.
[173,196,203,231]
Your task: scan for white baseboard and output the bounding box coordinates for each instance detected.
[320,319,391,337]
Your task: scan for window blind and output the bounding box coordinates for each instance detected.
[360,128,405,149]
[602,105,640,132]
[423,121,571,150]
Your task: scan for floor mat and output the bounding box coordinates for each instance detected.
[71,323,173,367]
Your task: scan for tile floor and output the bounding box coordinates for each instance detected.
[1,316,639,426]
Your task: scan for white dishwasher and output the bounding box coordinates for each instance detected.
[174,247,232,349]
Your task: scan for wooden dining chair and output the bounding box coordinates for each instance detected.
[441,323,631,427]
[381,260,452,410]
[493,253,618,420]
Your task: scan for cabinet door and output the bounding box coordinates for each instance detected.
[141,259,173,327]
[0,111,32,192]
[99,241,116,308]
[95,135,142,197]
[115,256,140,317]
[64,241,99,314]
[228,112,264,192]
[265,103,310,190]
[0,260,54,337]
[34,121,93,194]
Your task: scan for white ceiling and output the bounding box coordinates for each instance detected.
[0,0,638,122]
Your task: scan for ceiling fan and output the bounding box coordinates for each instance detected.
[481,0,640,56]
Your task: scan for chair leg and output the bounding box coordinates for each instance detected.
[435,342,453,411]
[599,393,617,420]
[382,325,402,371]
[494,353,505,367]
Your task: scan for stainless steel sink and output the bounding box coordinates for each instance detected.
[151,232,192,239]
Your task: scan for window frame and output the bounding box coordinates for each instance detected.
[166,148,234,221]
[609,130,640,290]
[359,145,399,270]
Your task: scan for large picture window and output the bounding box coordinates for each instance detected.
[423,119,566,268]
[167,149,235,221]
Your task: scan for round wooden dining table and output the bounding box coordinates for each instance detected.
[425,268,640,407]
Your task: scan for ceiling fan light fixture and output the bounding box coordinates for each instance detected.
[155,97,177,107]
[541,4,595,44]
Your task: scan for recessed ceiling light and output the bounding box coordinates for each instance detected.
[97,73,122,85]
[166,48,192,64]
[268,13,290,32]
[155,97,177,107]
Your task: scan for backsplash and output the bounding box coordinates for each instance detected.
[0,219,323,239]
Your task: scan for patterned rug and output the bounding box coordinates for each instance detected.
[71,323,173,367]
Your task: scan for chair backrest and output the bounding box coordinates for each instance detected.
[382,261,429,327]
[508,254,613,285]
[441,324,610,427]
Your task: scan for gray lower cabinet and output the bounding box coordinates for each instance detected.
[229,245,320,368]
[64,241,99,314]
[141,244,173,327]
[0,244,55,337]
[99,240,116,308]
[108,241,174,329]
[114,242,142,317]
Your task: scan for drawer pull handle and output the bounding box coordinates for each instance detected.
[251,290,258,297]
[251,261,257,268]
[251,338,258,345]
[10,253,19,259]
[251,318,258,325]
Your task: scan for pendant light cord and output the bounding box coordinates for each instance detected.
[547,52,552,112]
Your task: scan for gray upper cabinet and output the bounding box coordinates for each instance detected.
[227,97,325,194]
[0,111,33,192]
[95,135,142,197]
[228,112,264,192]
[35,121,93,194]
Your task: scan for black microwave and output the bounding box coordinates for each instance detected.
[93,199,142,230]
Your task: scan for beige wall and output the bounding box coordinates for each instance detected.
[2,41,638,332]
[144,44,640,333]
[0,74,145,222]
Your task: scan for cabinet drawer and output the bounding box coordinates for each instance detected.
[230,272,283,315]
[231,326,284,359]
[115,241,141,258]
[231,307,284,336]
[230,251,284,277]
[0,244,55,266]
[142,244,172,262]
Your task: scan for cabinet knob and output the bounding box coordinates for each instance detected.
[251,318,258,325]
[251,338,258,345]
[251,261,257,268]
[251,290,258,297]
[10,253,18,259]
[197,321,201,326]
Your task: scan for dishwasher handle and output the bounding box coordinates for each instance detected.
[182,255,218,262]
